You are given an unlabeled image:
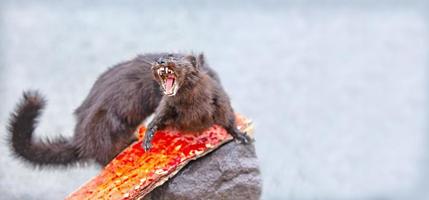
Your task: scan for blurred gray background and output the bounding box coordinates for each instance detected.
[0,0,428,199]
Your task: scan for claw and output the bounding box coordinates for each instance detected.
[142,140,152,152]
[142,129,156,152]
[233,131,251,144]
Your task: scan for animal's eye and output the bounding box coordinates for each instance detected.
[157,58,166,65]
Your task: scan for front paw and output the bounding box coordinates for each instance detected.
[142,130,155,152]
[234,131,251,144]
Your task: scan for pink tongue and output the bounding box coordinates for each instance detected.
[166,78,174,93]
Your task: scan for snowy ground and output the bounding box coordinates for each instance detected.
[0,0,428,199]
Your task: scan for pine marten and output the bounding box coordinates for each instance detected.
[7,53,250,167]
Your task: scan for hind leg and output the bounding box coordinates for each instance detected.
[76,109,127,166]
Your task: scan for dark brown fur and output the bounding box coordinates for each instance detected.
[7,53,249,167]
[142,54,249,150]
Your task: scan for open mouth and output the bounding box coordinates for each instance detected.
[157,66,178,96]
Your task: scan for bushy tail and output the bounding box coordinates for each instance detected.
[7,91,82,167]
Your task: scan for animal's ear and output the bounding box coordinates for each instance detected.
[185,54,199,69]
[197,53,205,69]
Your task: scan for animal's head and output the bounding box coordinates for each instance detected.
[151,54,204,96]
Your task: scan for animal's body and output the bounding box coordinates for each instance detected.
[8,53,249,167]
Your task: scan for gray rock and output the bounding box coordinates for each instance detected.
[144,141,262,200]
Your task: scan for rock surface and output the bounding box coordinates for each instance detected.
[144,141,262,200]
